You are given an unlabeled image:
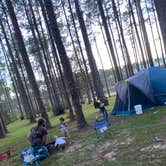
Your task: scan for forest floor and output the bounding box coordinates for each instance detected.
[1,97,166,166]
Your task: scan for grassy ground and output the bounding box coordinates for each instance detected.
[1,97,166,166]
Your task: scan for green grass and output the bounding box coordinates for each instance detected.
[1,97,166,166]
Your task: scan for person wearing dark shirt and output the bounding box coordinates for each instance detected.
[94,99,109,122]
[28,119,48,146]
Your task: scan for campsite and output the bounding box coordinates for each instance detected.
[0,0,166,165]
[1,98,166,166]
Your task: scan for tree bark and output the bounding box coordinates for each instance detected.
[0,20,35,122]
[134,0,154,67]
[112,0,134,76]
[67,0,96,101]
[39,0,75,120]
[41,0,87,128]
[128,0,147,68]
[61,0,92,103]
[0,104,7,138]
[154,0,166,62]
[74,0,107,103]
[5,0,51,127]
[97,0,122,81]
[151,0,166,67]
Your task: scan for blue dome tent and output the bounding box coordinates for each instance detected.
[111,67,166,116]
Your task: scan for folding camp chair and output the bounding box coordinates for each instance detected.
[93,114,113,139]
[20,146,49,166]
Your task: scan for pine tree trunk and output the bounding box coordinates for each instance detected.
[74,0,107,103]
[67,0,96,101]
[112,0,134,76]
[128,0,147,68]
[61,0,92,103]
[104,7,123,80]
[114,16,129,78]
[0,117,6,138]
[93,35,111,97]
[0,19,35,122]
[134,0,154,67]
[24,0,59,114]
[145,0,160,66]
[3,10,38,116]
[5,54,24,119]
[97,0,122,81]
[98,20,118,82]
[0,104,7,138]
[5,0,51,127]
[41,0,87,128]
[39,0,75,120]
[154,0,166,62]
[151,0,166,67]
[129,13,140,71]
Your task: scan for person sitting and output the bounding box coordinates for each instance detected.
[27,118,48,147]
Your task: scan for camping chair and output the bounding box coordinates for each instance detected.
[20,146,49,166]
[93,114,113,139]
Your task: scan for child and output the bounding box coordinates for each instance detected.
[59,117,70,139]
[54,136,66,151]
[94,99,109,123]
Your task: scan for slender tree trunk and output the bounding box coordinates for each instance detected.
[104,8,123,80]
[74,0,107,103]
[0,77,14,119]
[61,0,92,104]
[5,0,51,127]
[93,35,111,97]
[112,0,134,76]
[134,0,154,67]
[151,0,166,67]
[129,12,140,71]
[145,0,160,66]
[0,40,24,119]
[0,113,6,138]
[97,0,122,81]
[6,57,24,119]
[23,0,60,115]
[0,104,7,136]
[0,20,35,122]
[98,20,118,82]
[29,0,62,107]
[39,0,75,120]
[41,0,87,128]
[128,0,147,68]
[114,16,129,78]
[67,0,96,101]
[2,9,37,116]
[154,0,166,65]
